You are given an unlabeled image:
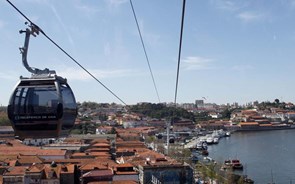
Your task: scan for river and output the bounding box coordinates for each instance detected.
[207,129,295,184]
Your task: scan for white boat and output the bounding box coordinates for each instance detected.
[225,131,231,137]
[206,136,213,144]
[213,137,219,144]
[217,129,226,137]
[196,141,208,150]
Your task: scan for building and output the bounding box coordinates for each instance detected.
[195,100,204,109]
[138,163,193,184]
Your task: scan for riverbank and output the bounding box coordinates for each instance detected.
[207,129,295,183]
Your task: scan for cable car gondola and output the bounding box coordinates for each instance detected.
[7,23,77,139]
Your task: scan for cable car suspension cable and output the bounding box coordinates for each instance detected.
[129,0,161,103]
[174,0,186,105]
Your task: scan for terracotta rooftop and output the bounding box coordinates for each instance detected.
[82,169,113,178]
[115,163,134,168]
[0,142,66,156]
[91,143,110,147]
[259,124,273,127]
[44,158,94,165]
[115,171,138,175]
[3,166,27,176]
[86,148,110,152]
[240,122,259,126]
[17,155,44,165]
[89,152,111,157]
[79,159,117,171]
[26,163,44,173]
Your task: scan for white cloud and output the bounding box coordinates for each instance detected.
[50,5,74,46]
[57,67,141,81]
[74,2,100,17]
[134,19,161,47]
[237,11,264,22]
[181,56,213,71]
[105,0,128,8]
[22,0,48,3]
[211,0,239,11]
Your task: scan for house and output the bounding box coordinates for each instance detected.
[172,119,195,132]
[2,166,27,184]
[113,163,139,182]
[81,169,113,184]
[15,155,44,166]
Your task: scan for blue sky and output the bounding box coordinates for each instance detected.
[1,0,295,106]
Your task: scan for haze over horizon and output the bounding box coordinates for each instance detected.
[1,0,295,106]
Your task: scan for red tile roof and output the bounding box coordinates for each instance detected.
[3,166,27,176]
[82,169,113,178]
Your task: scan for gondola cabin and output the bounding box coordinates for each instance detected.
[7,75,77,139]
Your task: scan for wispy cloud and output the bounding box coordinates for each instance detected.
[134,20,161,47]
[57,67,141,81]
[105,0,128,8]
[237,11,265,22]
[182,56,214,71]
[210,0,239,11]
[74,2,100,17]
[50,5,74,46]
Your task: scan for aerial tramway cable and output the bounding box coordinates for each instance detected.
[166,0,187,155]
[174,0,186,105]
[129,0,161,103]
[6,0,127,106]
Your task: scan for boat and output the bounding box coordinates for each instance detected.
[225,131,231,137]
[196,141,208,150]
[206,136,214,144]
[201,150,209,156]
[222,159,243,170]
[232,159,243,170]
[213,137,219,144]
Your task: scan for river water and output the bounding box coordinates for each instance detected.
[207,129,295,184]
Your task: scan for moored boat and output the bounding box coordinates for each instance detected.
[206,136,214,144]
[213,137,219,144]
[222,159,244,170]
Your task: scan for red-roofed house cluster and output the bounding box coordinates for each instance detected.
[0,132,193,184]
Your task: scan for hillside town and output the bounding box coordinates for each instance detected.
[0,99,295,183]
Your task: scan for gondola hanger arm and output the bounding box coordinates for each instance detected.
[19,22,56,76]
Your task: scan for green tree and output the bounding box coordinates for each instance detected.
[70,129,82,134]
[129,103,195,121]
[221,108,232,119]
[0,112,10,126]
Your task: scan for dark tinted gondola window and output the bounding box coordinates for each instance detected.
[14,86,58,115]
[61,85,75,108]
[61,85,76,129]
